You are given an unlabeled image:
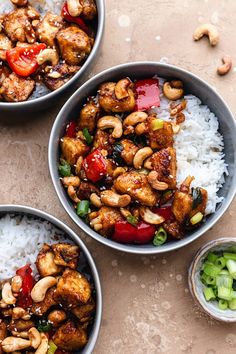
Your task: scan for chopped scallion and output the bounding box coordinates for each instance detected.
[126,215,138,227]
[229,298,236,310]
[151,118,164,131]
[215,256,226,269]
[216,274,233,289]
[218,286,232,301]
[224,253,236,261]
[47,340,58,354]
[190,212,203,225]
[83,128,93,145]
[207,252,218,263]
[58,158,71,177]
[203,287,216,301]
[218,299,228,310]
[226,260,236,279]
[77,200,90,218]
[153,227,167,246]
[203,263,221,277]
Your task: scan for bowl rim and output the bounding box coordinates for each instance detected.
[0,0,105,109]
[0,204,102,353]
[188,237,236,322]
[48,61,236,255]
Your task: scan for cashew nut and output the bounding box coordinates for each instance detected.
[140,207,165,225]
[193,23,219,46]
[62,176,80,187]
[100,190,131,207]
[75,156,83,175]
[11,276,22,294]
[123,111,148,127]
[35,333,48,354]
[31,276,57,303]
[28,328,41,349]
[133,147,153,170]
[11,0,28,5]
[113,166,127,178]
[11,331,29,339]
[163,81,184,101]
[0,299,8,308]
[2,282,16,305]
[97,116,123,138]
[67,0,83,17]
[148,171,169,191]
[120,208,132,218]
[90,193,102,208]
[48,310,66,327]
[67,185,80,203]
[12,307,30,320]
[1,337,31,352]
[144,157,153,170]
[115,78,132,100]
[217,55,232,75]
[170,100,186,116]
[37,49,59,66]
[135,122,147,135]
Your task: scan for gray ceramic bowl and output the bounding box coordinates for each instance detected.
[189,237,236,322]
[0,204,102,353]
[0,0,105,114]
[48,62,236,255]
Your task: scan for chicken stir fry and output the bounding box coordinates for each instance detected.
[58,77,208,246]
[0,243,95,353]
[0,0,97,102]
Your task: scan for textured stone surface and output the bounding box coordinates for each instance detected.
[1,0,236,353]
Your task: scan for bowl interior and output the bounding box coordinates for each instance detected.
[49,62,236,254]
[0,205,101,353]
[189,238,236,322]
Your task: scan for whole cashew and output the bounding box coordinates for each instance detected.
[140,207,165,225]
[193,23,219,46]
[67,0,83,17]
[133,147,153,169]
[62,176,80,187]
[113,166,127,178]
[90,193,102,208]
[11,331,29,339]
[2,282,16,305]
[35,333,48,354]
[28,328,41,349]
[37,49,59,66]
[11,0,28,5]
[48,309,66,326]
[143,157,153,170]
[100,190,131,207]
[163,81,184,101]
[123,112,148,127]
[115,78,132,100]
[217,55,232,75]
[1,337,31,352]
[120,207,132,218]
[148,171,169,191]
[67,185,80,203]
[97,116,123,138]
[75,156,83,175]
[11,276,22,294]
[31,276,57,303]
[12,307,31,321]
[170,100,186,116]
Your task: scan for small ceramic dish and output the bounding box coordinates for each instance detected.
[189,237,236,322]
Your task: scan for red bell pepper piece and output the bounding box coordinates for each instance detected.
[113,221,156,244]
[6,43,46,77]
[134,78,160,111]
[16,264,34,309]
[153,206,174,221]
[61,2,89,34]
[65,121,77,138]
[83,149,107,183]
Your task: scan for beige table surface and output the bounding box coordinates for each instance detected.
[1,0,236,353]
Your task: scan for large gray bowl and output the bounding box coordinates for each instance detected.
[48,62,236,254]
[0,204,102,353]
[0,0,105,114]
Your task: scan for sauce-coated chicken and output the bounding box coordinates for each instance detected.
[36,12,64,48]
[0,73,35,102]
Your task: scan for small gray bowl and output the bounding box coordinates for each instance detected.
[189,237,236,322]
[0,204,102,353]
[48,62,236,255]
[0,0,105,114]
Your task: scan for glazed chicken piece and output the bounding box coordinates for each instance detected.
[163,220,183,239]
[56,25,92,66]
[3,6,40,43]
[36,12,64,47]
[55,269,91,308]
[61,136,89,165]
[0,321,7,354]
[52,243,79,269]
[78,99,100,133]
[43,62,80,91]
[80,0,97,20]
[77,182,99,200]
[190,187,208,218]
[0,34,13,61]
[147,116,174,149]
[92,129,114,154]
[89,206,123,236]
[53,321,87,351]
[120,139,139,165]
[0,73,35,102]
[98,79,136,113]
[72,298,95,323]
[150,147,177,188]
[0,65,10,96]
[114,171,159,207]
[36,244,62,277]
[31,287,57,316]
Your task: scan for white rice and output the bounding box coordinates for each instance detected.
[152,78,228,215]
[0,214,69,280]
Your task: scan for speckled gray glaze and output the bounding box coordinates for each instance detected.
[48,62,236,254]
[189,238,236,322]
[0,204,102,353]
[0,0,105,113]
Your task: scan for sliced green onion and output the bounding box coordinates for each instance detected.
[203,263,221,277]
[37,319,52,332]
[226,260,236,279]
[126,215,138,227]
[215,257,226,269]
[207,252,218,263]
[47,341,58,354]
[229,298,236,310]
[151,118,164,131]
[153,227,167,246]
[201,273,216,286]
[231,290,236,299]
[216,274,233,289]
[77,200,90,217]
[58,158,71,177]
[203,287,216,301]
[224,253,236,261]
[219,299,228,310]
[219,269,229,275]
[190,212,203,225]
[218,286,232,301]
[83,128,93,145]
